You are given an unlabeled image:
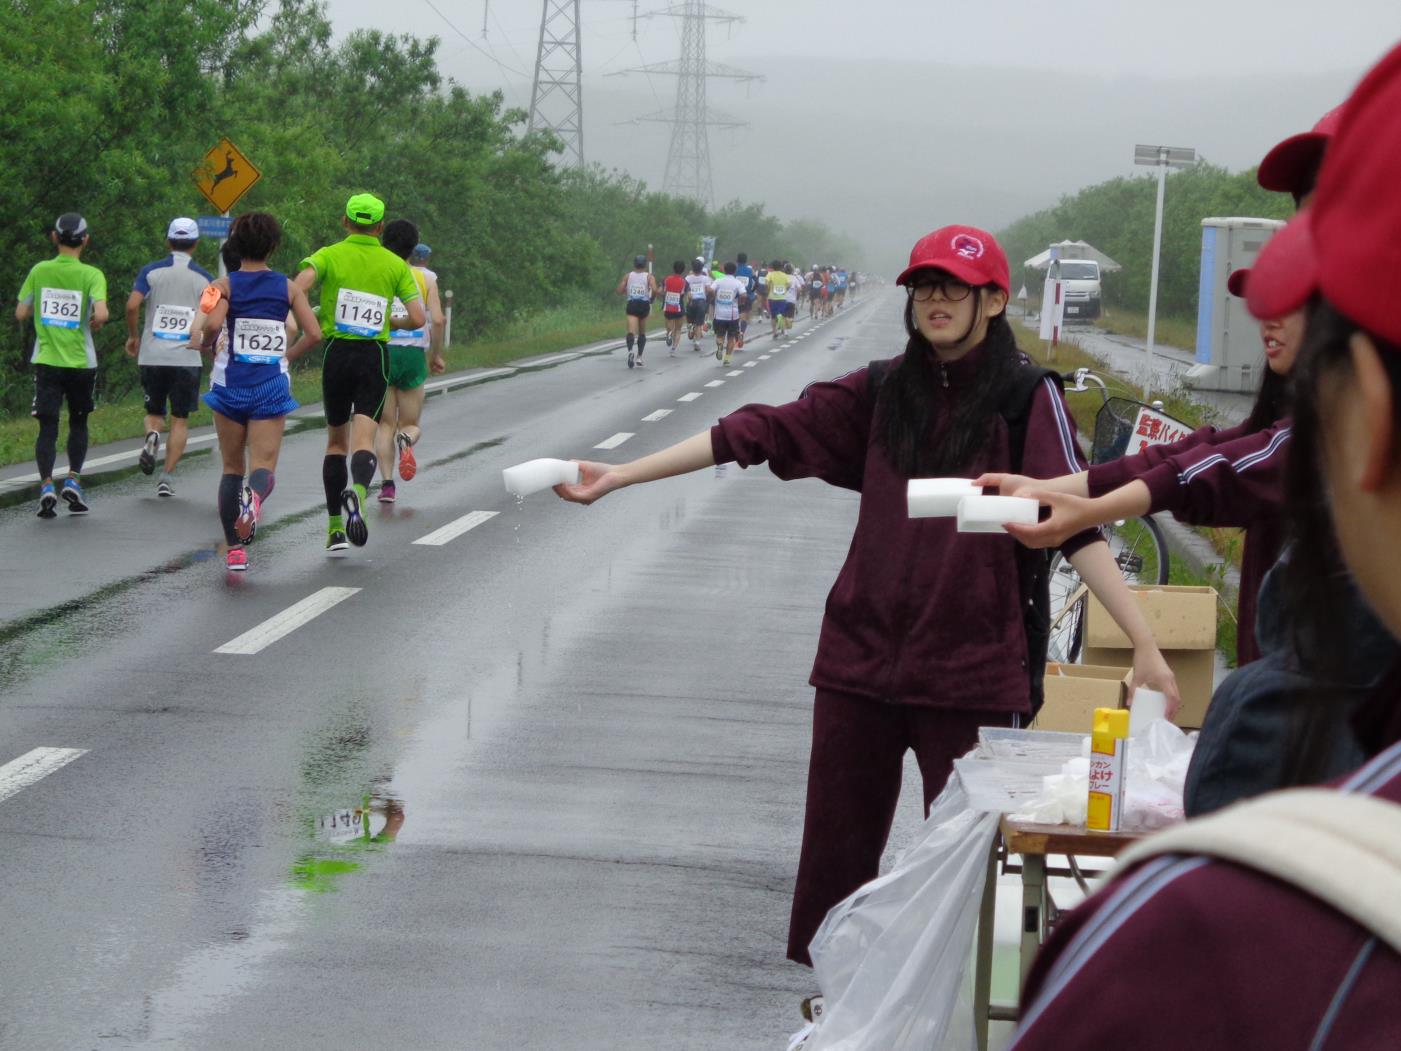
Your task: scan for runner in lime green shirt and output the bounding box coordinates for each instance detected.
[293,193,425,552]
[15,213,109,518]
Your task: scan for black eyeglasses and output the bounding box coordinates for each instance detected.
[907,277,973,303]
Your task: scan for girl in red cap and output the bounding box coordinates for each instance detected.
[553,224,1179,988]
[1011,40,1401,1049]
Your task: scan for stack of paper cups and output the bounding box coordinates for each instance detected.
[907,478,982,518]
[503,458,582,497]
[955,495,1039,533]
[1128,687,1169,737]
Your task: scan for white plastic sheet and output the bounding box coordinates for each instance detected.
[805,777,996,1051]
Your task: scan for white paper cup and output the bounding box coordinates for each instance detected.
[955,495,1040,533]
[1128,687,1169,736]
[502,458,583,497]
[907,478,982,518]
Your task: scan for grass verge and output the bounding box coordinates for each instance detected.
[1092,308,1198,355]
[0,301,616,469]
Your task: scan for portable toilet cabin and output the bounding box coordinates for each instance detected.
[1185,217,1286,392]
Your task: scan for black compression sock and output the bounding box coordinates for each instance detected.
[249,467,274,500]
[218,473,242,545]
[626,333,635,352]
[323,455,348,516]
[637,334,646,355]
[350,450,377,490]
[67,414,90,475]
[35,416,58,480]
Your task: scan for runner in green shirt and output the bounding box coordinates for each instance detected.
[293,193,425,551]
[15,213,109,518]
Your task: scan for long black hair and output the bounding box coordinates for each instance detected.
[874,289,1019,477]
[1281,297,1401,782]
[1243,361,1292,433]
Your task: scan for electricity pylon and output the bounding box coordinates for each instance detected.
[527,0,585,167]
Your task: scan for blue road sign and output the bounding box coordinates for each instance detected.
[198,215,233,239]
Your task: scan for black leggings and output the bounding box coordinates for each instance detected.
[34,413,89,481]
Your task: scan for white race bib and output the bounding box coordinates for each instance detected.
[39,287,82,329]
[716,288,736,305]
[664,291,682,308]
[335,288,388,338]
[152,304,195,342]
[231,317,288,364]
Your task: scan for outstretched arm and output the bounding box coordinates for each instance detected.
[554,431,716,505]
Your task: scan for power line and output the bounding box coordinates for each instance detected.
[422,0,529,81]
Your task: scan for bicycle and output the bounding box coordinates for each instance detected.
[1046,367,1180,664]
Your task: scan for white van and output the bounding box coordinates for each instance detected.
[1058,260,1102,319]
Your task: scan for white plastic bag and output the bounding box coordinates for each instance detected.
[805,776,996,1051]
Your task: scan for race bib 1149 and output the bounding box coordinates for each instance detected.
[39,287,82,329]
[335,288,388,338]
[231,317,288,364]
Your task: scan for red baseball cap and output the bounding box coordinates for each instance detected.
[1247,42,1401,348]
[1257,106,1343,195]
[1226,268,1251,299]
[896,225,1010,294]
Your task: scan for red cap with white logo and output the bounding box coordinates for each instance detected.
[896,225,1010,295]
[1246,41,1401,349]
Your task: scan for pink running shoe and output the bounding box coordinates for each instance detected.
[226,548,248,572]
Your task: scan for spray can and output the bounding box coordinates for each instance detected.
[1087,707,1130,832]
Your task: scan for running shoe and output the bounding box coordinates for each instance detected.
[627,349,635,369]
[156,478,174,498]
[737,333,746,350]
[378,480,397,504]
[396,432,417,481]
[139,430,159,475]
[715,345,724,362]
[723,355,733,366]
[635,352,645,367]
[226,547,248,572]
[36,482,57,519]
[235,485,260,544]
[61,477,89,514]
[341,488,368,547]
[326,528,349,552]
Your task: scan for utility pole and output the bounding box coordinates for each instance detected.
[528,0,585,168]
[613,0,761,206]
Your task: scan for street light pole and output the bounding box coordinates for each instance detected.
[1134,144,1196,403]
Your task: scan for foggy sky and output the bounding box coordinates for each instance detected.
[325,0,1401,268]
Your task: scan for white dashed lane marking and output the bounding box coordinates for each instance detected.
[214,587,361,655]
[726,370,744,377]
[641,409,672,422]
[594,432,635,450]
[414,510,499,547]
[705,380,725,388]
[0,748,88,806]
[677,392,703,402]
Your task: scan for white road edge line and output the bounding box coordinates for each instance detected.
[704,380,725,388]
[6,435,219,485]
[594,432,634,450]
[677,392,703,402]
[413,510,499,547]
[641,409,672,422]
[0,747,88,806]
[214,587,361,655]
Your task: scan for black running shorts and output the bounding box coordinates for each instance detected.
[140,364,203,418]
[625,300,651,319]
[322,338,388,426]
[713,318,740,338]
[31,364,97,419]
[686,301,708,326]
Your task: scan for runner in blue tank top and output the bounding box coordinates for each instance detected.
[194,213,322,572]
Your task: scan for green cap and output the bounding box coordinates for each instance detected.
[345,193,385,225]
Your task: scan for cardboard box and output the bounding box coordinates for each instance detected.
[1083,585,1220,728]
[1033,662,1132,734]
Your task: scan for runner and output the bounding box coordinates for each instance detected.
[784,262,804,331]
[376,219,446,504]
[615,254,657,369]
[194,213,322,572]
[16,213,107,518]
[807,265,822,320]
[661,260,687,355]
[765,260,791,339]
[684,259,710,351]
[707,261,747,366]
[294,193,425,552]
[124,217,213,497]
[834,267,849,309]
[735,252,757,349]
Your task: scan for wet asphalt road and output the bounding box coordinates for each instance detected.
[0,294,931,1050]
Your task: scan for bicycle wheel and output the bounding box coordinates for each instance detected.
[1044,516,1171,665]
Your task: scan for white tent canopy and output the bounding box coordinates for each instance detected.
[1024,240,1122,272]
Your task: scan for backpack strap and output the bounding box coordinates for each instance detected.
[1113,788,1401,957]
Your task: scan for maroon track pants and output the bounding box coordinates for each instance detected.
[786,689,1016,966]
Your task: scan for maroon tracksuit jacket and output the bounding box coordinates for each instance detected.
[1012,725,1401,1050]
[1087,419,1290,665]
[709,348,1100,714]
